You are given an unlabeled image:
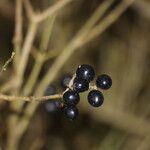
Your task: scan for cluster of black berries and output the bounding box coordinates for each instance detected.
[62,64,112,121]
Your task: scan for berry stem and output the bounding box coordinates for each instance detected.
[63,74,76,93]
[0,93,62,102]
[89,84,98,91]
[68,74,76,88]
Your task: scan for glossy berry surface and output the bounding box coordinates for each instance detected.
[63,90,80,106]
[64,106,78,120]
[88,90,104,107]
[96,74,112,90]
[61,74,72,89]
[76,64,95,82]
[73,78,89,93]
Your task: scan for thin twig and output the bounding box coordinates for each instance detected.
[0,93,62,102]
[1,52,15,73]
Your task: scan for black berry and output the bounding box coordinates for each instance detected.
[44,85,61,113]
[64,106,78,120]
[63,90,80,106]
[76,64,95,82]
[44,100,61,113]
[88,90,104,107]
[73,78,89,93]
[96,74,112,90]
[61,74,72,89]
